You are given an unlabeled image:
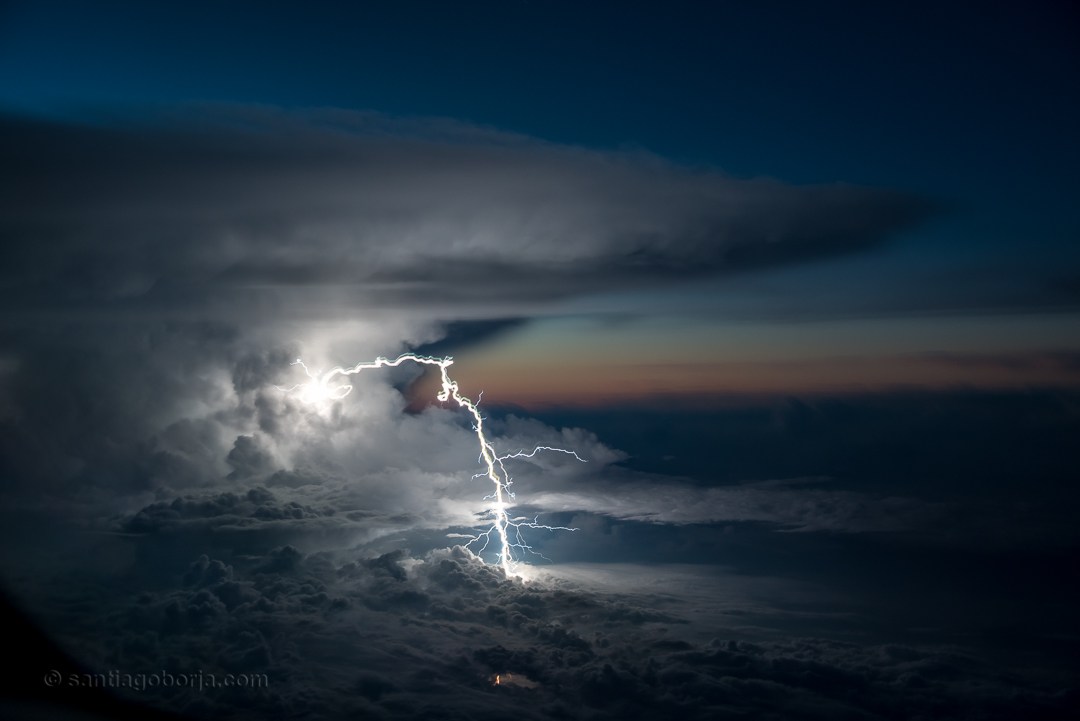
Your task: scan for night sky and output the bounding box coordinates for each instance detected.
[1,2,1079,720]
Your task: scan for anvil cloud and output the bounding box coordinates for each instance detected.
[0,106,932,320]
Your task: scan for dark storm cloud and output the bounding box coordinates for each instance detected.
[0,106,933,319]
[411,318,530,358]
[123,487,336,535]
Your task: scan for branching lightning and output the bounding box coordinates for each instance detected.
[278,354,585,577]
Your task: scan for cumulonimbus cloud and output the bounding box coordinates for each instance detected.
[0,104,934,524]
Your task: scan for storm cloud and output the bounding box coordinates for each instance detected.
[0,104,933,519]
[0,106,933,319]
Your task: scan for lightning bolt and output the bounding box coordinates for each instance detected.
[278,354,585,577]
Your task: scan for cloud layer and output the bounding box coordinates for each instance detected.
[7,536,1071,721]
[0,106,932,320]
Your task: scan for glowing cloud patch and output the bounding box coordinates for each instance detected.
[492,672,540,689]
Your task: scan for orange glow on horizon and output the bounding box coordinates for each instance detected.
[436,352,1080,409]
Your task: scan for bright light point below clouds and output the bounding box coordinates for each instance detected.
[277,352,586,578]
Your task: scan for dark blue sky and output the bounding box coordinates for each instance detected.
[3,1,1077,190]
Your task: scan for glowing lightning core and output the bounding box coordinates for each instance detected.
[278,354,585,577]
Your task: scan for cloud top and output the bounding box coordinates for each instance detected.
[0,106,933,320]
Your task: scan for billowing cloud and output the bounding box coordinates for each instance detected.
[0,105,932,525]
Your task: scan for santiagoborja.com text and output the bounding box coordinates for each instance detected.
[43,669,269,692]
